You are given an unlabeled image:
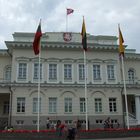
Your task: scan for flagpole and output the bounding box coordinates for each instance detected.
[33,19,42,132]
[66,9,68,32]
[121,55,129,129]
[37,40,41,132]
[84,50,88,130]
[37,19,42,132]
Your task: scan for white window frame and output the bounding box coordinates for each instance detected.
[16,120,24,125]
[33,63,42,79]
[78,64,85,81]
[17,97,25,113]
[17,63,27,81]
[128,68,135,83]
[96,119,103,124]
[107,65,115,80]
[5,66,11,81]
[63,64,73,83]
[93,64,101,80]
[95,98,102,113]
[3,101,9,114]
[65,120,73,125]
[109,98,117,112]
[32,120,41,125]
[49,97,57,113]
[80,98,85,113]
[32,97,41,113]
[64,64,72,79]
[49,64,57,80]
[64,98,72,113]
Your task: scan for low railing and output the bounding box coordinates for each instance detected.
[124,112,138,126]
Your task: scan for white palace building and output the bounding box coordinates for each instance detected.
[0,32,140,130]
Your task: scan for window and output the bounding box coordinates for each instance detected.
[5,66,11,81]
[96,120,103,124]
[64,98,72,113]
[49,97,57,113]
[17,98,25,113]
[50,120,57,125]
[65,120,72,125]
[80,98,85,113]
[95,98,102,112]
[3,101,9,114]
[32,120,41,125]
[33,120,37,125]
[18,63,27,79]
[49,64,57,80]
[33,98,41,113]
[111,119,118,124]
[107,65,115,80]
[64,64,72,80]
[33,63,42,80]
[93,65,101,80]
[16,120,24,125]
[79,64,85,80]
[128,69,135,83]
[131,100,135,114]
[80,120,86,125]
[109,98,117,112]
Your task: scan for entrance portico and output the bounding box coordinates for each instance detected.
[0,93,10,129]
[135,95,140,125]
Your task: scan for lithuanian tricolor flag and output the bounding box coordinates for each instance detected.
[33,20,42,55]
[118,25,124,56]
[81,17,87,51]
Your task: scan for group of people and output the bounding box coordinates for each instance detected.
[104,117,120,129]
[46,117,82,140]
[4,126,14,131]
[67,120,82,140]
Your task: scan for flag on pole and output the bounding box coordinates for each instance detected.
[33,21,42,55]
[118,25,124,56]
[81,17,87,51]
[67,8,74,15]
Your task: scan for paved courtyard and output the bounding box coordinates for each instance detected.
[82,137,140,140]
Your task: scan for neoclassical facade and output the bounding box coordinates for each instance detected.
[0,32,140,129]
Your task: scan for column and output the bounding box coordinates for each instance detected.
[135,95,140,124]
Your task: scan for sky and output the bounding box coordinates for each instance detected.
[0,0,140,52]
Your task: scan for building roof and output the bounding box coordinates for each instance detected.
[1,32,140,59]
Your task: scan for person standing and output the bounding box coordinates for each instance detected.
[46,117,51,129]
[76,120,81,130]
[56,120,62,136]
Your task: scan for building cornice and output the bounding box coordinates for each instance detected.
[5,41,119,52]
[0,49,10,56]
[1,82,140,89]
[4,40,140,60]
[125,53,140,60]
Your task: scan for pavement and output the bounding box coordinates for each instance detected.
[81,137,140,140]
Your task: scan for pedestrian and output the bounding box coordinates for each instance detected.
[76,120,81,130]
[46,117,51,129]
[59,121,66,137]
[75,120,81,139]
[67,120,77,140]
[56,120,62,136]
[104,117,111,129]
[117,122,120,129]
[67,127,76,140]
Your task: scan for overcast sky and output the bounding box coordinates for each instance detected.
[0,0,140,53]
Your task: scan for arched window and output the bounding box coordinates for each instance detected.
[128,68,135,84]
[5,66,11,81]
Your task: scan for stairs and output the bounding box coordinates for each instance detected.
[125,112,138,126]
